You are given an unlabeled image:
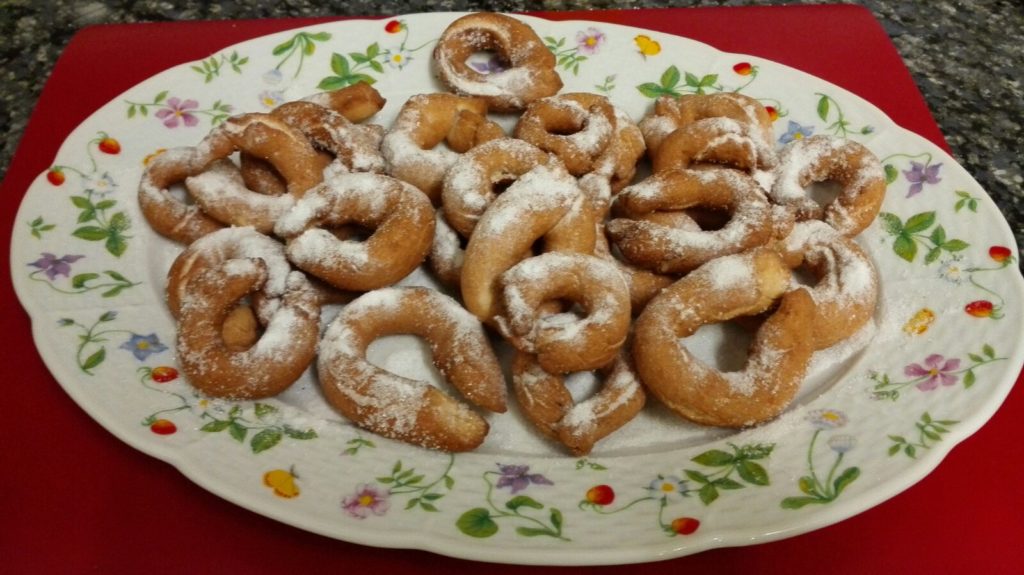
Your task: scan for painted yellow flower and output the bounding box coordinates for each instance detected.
[635,34,661,58]
[903,308,936,335]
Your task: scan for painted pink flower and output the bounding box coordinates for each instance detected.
[341,483,390,519]
[905,354,961,390]
[575,27,605,55]
[155,97,200,128]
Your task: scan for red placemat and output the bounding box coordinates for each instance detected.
[2,5,1021,573]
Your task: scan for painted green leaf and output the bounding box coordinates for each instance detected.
[516,526,552,537]
[736,460,769,486]
[405,498,419,510]
[942,239,969,252]
[903,212,936,234]
[887,444,901,456]
[366,42,380,59]
[201,420,231,432]
[798,476,816,495]
[330,53,350,76]
[283,427,316,440]
[983,344,995,358]
[968,353,984,363]
[636,82,668,98]
[691,449,734,467]
[99,311,117,322]
[229,422,248,443]
[457,508,498,538]
[251,428,283,453]
[71,273,99,288]
[660,66,680,89]
[303,39,316,55]
[82,348,105,371]
[106,233,128,257]
[506,495,543,511]
[698,482,719,505]
[154,91,168,104]
[73,226,108,241]
[549,508,563,530]
[684,469,711,484]
[369,60,384,74]
[699,74,718,87]
[930,225,946,246]
[905,444,917,458]
[964,369,976,388]
[419,502,439,512]
[272,38,296,55]
[309,31,331,41]
[892,234,917,262]
[444,475,456,489]
[781,496,822,509]
[878,212,903,235]
[832,466,860,495]
[884,164,898,183]
[924,246,942,264]
[70,196,92,209]
[317,77,349,91]
[714,477,744,490]
[816,95,830,121]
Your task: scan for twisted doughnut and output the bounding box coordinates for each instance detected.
[651,117,776,174]
[607,168,774,273]
[382,93,504,203]
[176,258,320,399]
[512,350,645,455]
[274,172,435,292]
[318,287,506,452]
[639,92,774,156]
[777,220,879,350]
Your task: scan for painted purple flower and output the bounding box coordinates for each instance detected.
[905,354,961,391]
[341,483,390,518]
[903,161,942,197]
[495,464,553,494]
[576,27,606,55]
[28,253,84,280]
[155,97,200,128]
[119,333,168,361]
[469,54,506,74]
[779,120,814,144]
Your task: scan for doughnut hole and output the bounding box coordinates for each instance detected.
[804,179,842,216]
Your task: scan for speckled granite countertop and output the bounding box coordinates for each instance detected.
[1,0,1021,254]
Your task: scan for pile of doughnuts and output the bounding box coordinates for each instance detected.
[140,12,885,454]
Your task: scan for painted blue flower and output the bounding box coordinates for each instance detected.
[120,333,168,361]
[495,464,553,493]
[903,161,942,197]
[779,120,814,144]
[28,253,84,280]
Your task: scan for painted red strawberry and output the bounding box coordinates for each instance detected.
[765,106,779,122]
[670,517,700,535]
[989,246,1012,263]
[150,366,179,383]
[46,167,65,186]
[964,300,994,318]
[733,62,753,76]
[585,484,615,506]
[150,419,177,435]
[97,133,121,155]
[384,20,403,34]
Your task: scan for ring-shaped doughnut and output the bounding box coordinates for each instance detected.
[777,220,879,350]
[770,135,886,237]
[382,93,504,204]
[639,93,774,156]
[186,159,297,234]
[633,248,816,427]
[272,100,386,175]
[512,350,645,455]
[607,168,774,274]
[432,12,563,113]
[579,107,647,216]
[274,172,435,292]
[176,258,320,399]
[317,287,507,452]
[513,93,616,177]
[496,252,631,374]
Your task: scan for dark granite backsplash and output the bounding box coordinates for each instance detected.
[1,0,1021,256]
